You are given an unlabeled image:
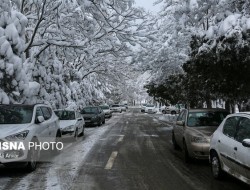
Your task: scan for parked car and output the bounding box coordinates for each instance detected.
[145,104,157,114]
[81,106,105,127]
[100,105,112,118]
[120,104,127,112]
[54,109,84,141]
[172,108,229,163]
[110,104,122,113]
[141,103,147,113]
[163,104,185,114]
[210,112,250,185]
[0,104,61,171]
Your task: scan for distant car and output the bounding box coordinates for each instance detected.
[163,105,180,114]
[81,106,105,127]
[141,103,147,112]
[145,104,156,114]
[110,104,122,113]
[124,103,128,109]
[100,105,112,118]
[172,108,229,163]
[54,109,84,140]
[0,104,61,171]
[210,112,250,185]
[120,105,127,112]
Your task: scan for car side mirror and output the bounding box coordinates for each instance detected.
[242,139,250,148]
[36,116,45,124]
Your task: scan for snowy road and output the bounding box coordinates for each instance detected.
[0,108,248,190]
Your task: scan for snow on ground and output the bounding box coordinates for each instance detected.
[156,114,178,123]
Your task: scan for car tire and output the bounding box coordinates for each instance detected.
[183,140,191,163]
[98,120,101,127]
[211,152,224,179]
[162,110,166,114]
[102,119,105,124]
[172,132,179,150]
[171,111,176,115]
[26,138,40,172]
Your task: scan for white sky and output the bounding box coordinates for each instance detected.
[134,0,161,13]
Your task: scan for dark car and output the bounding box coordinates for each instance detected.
[81,106,105,127]
[172,108,229,163]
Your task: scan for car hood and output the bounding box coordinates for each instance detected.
[103,110,110,113]
[188,126,218,137]
[59,120,76,129]
[0,124,30,139]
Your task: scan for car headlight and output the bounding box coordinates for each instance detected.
[191,135,209,143]
[62,125,75,132]
[6,130,29,141]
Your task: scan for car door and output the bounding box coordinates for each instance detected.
[219,116,239,173]
[174,110,185,146]
[34,106,50,140]
[234,117,250,180]
[41,107,56,138]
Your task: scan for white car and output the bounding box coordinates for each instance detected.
[145,104,156,114]
[100,105,112,118]
[120,104,127,112]
[210,112,250,185]
[54,109,85,140]
[110,104,122,113]
[0,104,61,171]
[141,103,147,112]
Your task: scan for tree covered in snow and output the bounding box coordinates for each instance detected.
[0,0,153,107]
[0,0,28,103]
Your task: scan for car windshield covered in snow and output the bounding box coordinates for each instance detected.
[0,105,33,124]
[187,111,228,127]
[54,110,75,120]
[81,107,99,114]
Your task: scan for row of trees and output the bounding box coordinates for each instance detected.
[0,0,153,108]
[142,0,250,112]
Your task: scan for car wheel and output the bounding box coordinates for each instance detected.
[183,140,191,163]
[162,110,166,114]
[211,152,224,179]
[172,132,179,150]
[26,138,40,172]
[102,119,105,124]
[171,111,176,115]
[98,120,102,127]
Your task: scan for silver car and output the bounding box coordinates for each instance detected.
[172,108,228,163]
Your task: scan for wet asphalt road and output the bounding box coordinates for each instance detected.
[0,108,249,190]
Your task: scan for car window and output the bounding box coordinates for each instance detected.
[0,105,33,124]
[223,116,239,138]
[187,111,228,127]
[36,107,44,118]
[235,117,250,142]
[54,110,75,120]
[177,111,184,121]
[41,107,52,120]
[82,107,98,114]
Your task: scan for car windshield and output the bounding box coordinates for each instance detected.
[100,106,109,110]
[0,105,33,124]
[54,110,75,120]
[146,105,154,107]
[112,105,119,107]
[81,107,98,114]
[142,104,147,106]
[187,111,228,127]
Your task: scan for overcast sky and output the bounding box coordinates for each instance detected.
[134,0,161,13]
